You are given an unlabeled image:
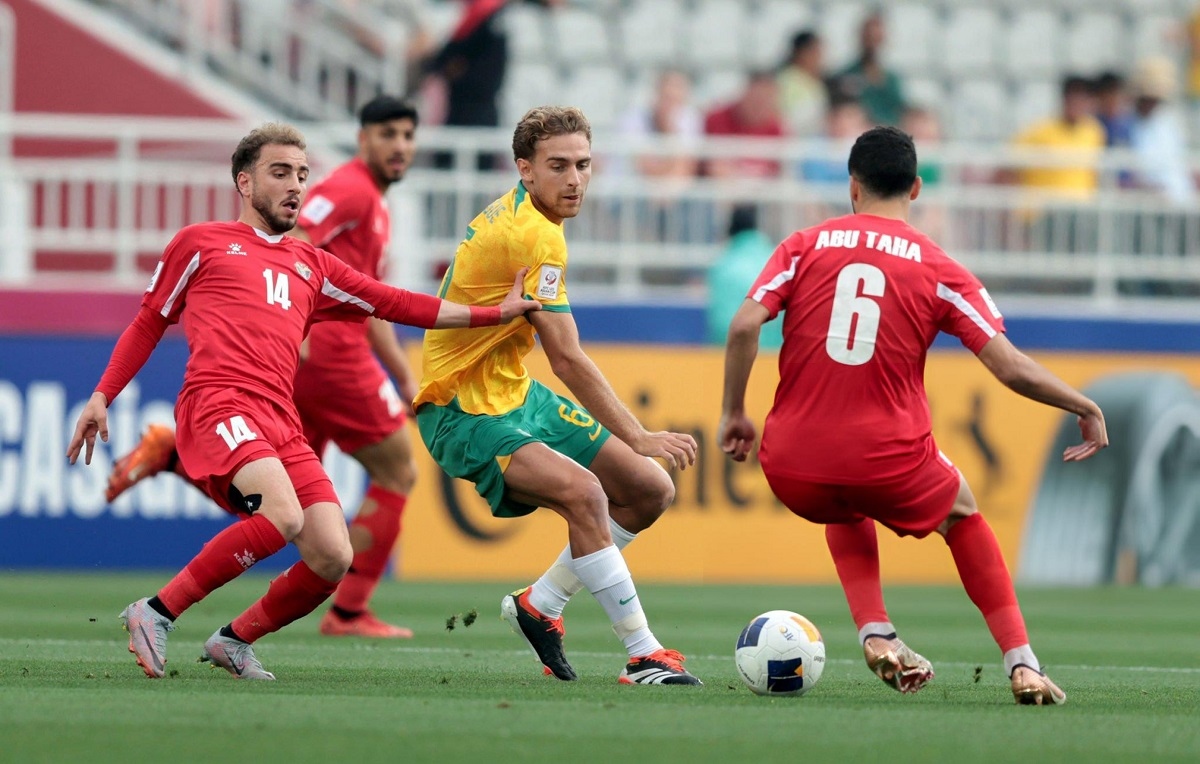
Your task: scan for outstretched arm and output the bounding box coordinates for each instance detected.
[67,307,170,465]
[531,309,697,470]
[367,317,418,414]
[977,334,1108,461]
[719,299,770,462]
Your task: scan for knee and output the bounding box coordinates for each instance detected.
[369,457,417,495]
[563,480,610,532]
[629,466,676,518]
[305,539,353,581]
[262,504,305,541]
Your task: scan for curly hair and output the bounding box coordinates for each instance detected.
[511,106,591,162]
[230,123,307,185]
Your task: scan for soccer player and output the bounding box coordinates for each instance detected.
[107,96,427,639]
[67,123,540,680]
[415,106,702,685]
[717,126,1108,705]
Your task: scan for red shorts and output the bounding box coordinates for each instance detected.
[175,386,339,516]
[764,450,961,538]
[292,359,406,457]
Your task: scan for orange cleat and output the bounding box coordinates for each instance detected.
[318,609,414,639]
[106,424,177,503]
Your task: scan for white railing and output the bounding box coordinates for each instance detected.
[4,113,1200,312]
[92,0,413,119]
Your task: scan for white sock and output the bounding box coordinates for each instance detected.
[858,621,897,646]
[1003,645,1040,677]
[528,518,637,618]
[570,545,662,658]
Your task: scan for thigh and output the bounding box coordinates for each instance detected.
[765,471,866,526]
[291,500,352,564]
[276,434,340,510]
[352,425,415,483]
[296,363,406,455]
[587,434,672,508]
[502,441,602,513]
[521,381,611,469]
[859,452,961,539]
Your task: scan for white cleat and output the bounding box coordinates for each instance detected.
[199,631,275,680]
[119,597,174,678]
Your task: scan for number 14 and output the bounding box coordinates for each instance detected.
[264,269,292,310]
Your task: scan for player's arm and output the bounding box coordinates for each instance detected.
[67,306,170,465]
[976,334,1108,461]
[367,318,418,412]
[718,299,771,462]
[315,252,540,328]
[529,310,697,470]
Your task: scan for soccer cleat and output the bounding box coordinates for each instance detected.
[500,587,577,681]
[1011,664,1067,706]
[863,634,935,694]
[318,609,414,639]
[105,424,177,503]
[618,648,703,686]
[119,597,175,678]
[199,631,276,680]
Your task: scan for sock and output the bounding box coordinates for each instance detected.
[857,622,898,647]
[825,519,890,630]
[156,513,286,619]
[331,485,407,615]
[147,596,176,621]
[1003,645,1041,676]
[571,545,662,658]
[529,518,636,619]
[945,513,1030,655]
[230,561,339,644]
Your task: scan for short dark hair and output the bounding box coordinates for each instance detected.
[1094,71,1124,94]
[359,95,419,127]
[1061,74,1094,98]
[230,123,306,185]
[790,29,819,53]
[728,204,758,238]
[847,126,917,199]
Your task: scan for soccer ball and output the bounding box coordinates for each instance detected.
[734,610,826,696]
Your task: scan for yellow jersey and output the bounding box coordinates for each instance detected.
[416,182,571,416]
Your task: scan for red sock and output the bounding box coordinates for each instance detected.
[231,561,339,643]
[157,513,286,618]
[825,519,889,629]
[332,485,407,615]
[945,513,1029,652]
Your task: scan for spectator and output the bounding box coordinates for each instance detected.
[777,30,829,137]
[799,95,871,185]
[1009,75,1105,198]
[618,69,703,179]
[421,0,563,169]
[706,205,783,350]
[703,71,787,178]
[1130,56,1195,205]
[1095,71,1136,149]
[831,12,905,126]
[901,105,944,187]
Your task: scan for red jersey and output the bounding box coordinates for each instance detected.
[703,103,786,177]
[141,221,435,413]
[749,213,1005,482]
[296,158,391,371]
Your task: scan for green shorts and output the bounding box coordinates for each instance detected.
[416,380,612,518]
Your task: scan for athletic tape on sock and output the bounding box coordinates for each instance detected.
[858,621,898,646]
[611,610,649,641]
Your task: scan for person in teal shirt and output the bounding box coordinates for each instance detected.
[707,205,783,349]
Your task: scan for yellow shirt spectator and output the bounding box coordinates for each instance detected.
[1012,116,1106,197]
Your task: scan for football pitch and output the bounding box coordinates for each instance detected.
[1,573,1197,764]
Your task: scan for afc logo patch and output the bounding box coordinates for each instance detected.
[537,265,562,300]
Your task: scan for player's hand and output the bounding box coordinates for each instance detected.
[399,377,419,418]
[67,392,110,466]
[633,430,698,471]
[500,267,542,322]
[1062,407,1108,462]
[718,411,758,462]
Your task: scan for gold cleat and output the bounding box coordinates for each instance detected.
[863,634,935,694]
[1011,665,1067,706]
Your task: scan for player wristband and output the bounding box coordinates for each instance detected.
[468,305,502,327]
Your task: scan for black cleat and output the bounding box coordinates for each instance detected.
[500,587,577,681]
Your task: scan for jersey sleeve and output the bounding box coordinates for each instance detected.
[298,183,365,252]
[747,236,802,320]
[140,226,202,324]
[935,259,1006,354]
[515,226,571,313]
[310,249,440,328]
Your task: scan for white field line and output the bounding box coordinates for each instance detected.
[2,638,1198,675]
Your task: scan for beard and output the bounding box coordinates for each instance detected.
[252,188,296,234]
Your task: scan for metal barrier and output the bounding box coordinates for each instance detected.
[3,113,1200,310]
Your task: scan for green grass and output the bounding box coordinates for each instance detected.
[1,574,1197,763]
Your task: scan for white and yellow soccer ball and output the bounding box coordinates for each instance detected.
[734,610,826,696]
